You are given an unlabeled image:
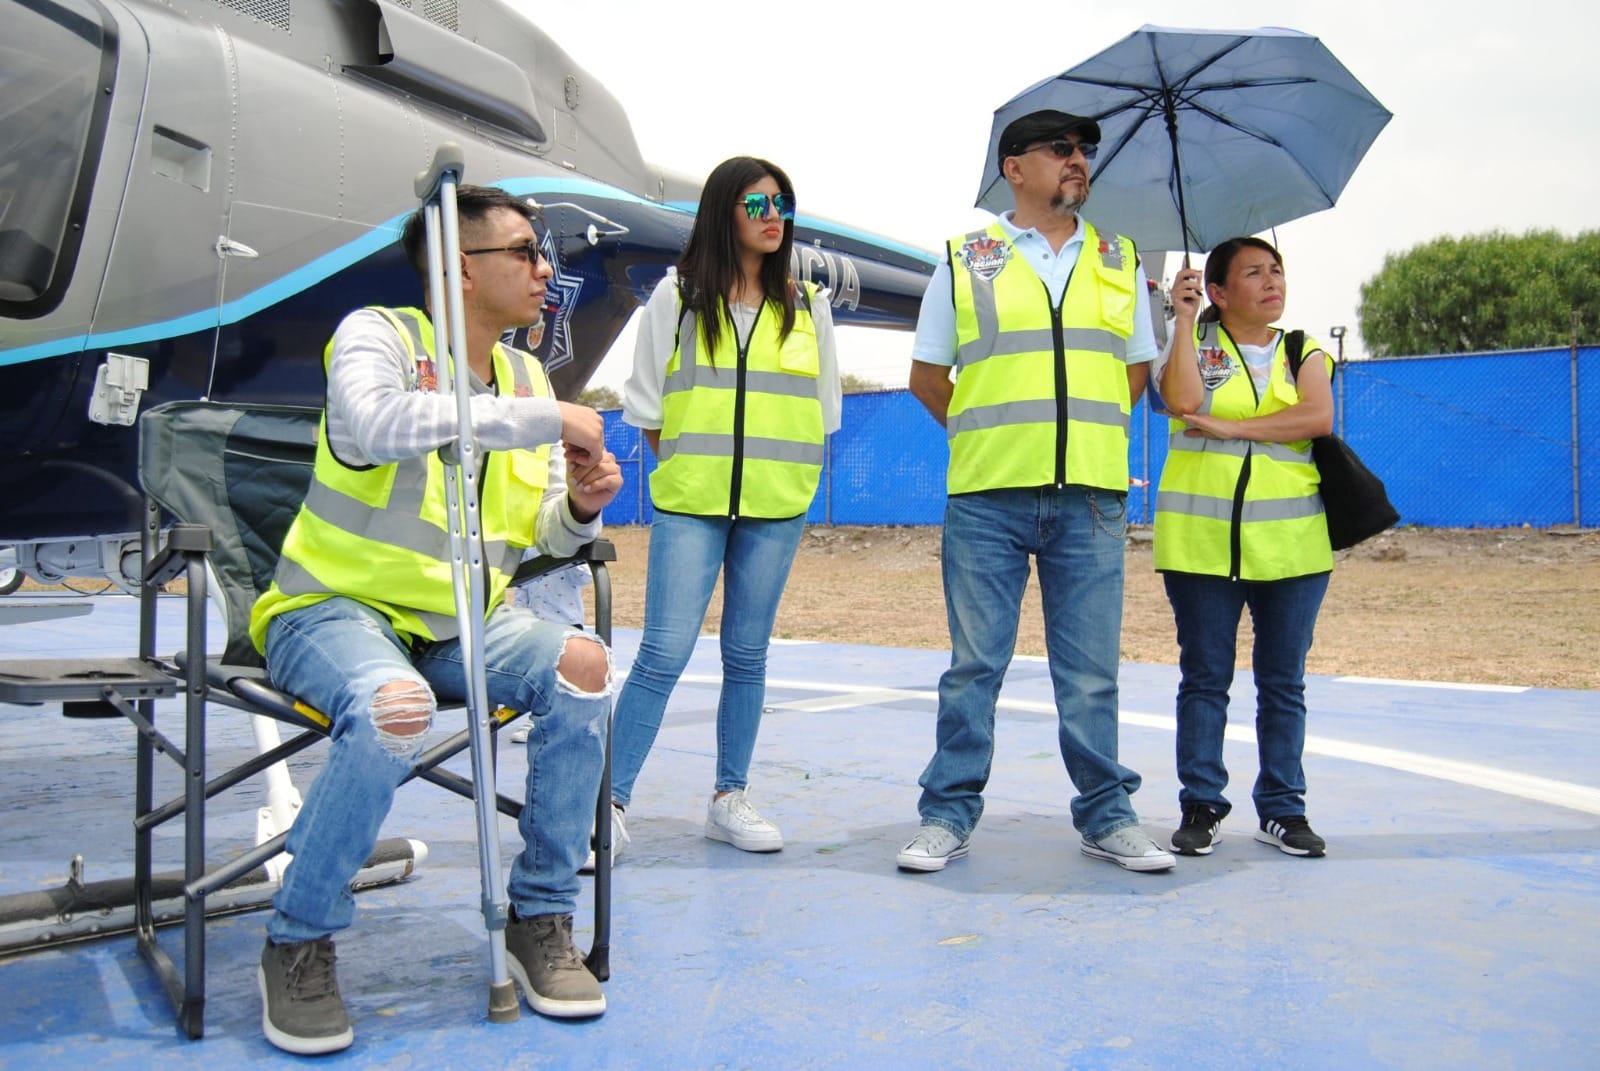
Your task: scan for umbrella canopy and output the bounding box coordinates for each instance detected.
[975,25,1391,253]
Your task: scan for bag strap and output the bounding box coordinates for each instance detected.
[1285,329,1307,378]
[673,276,688,354]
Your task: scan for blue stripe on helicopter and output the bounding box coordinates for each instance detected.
[0,178,932,368]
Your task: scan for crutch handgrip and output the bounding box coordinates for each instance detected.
[414,142,467,201]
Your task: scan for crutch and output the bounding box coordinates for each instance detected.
[414,143,520,1024]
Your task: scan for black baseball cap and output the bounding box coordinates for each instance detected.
[997,110,1102,166]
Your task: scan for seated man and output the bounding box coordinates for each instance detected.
[247,184,622,1054]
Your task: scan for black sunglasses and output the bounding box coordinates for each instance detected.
[462,239,547,263]
[1017,139,1099,162]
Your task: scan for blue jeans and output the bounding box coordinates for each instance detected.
[917,487,1143,840]
[262,596,609,943]
[1163,570,1330,822]
[609,510,805,806]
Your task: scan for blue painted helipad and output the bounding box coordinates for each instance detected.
[1,593,1596,1069]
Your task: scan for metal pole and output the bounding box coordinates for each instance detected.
[1573,311,1582,527]
[1141,395,1151,525]
[414,144,520,1024]
[1330,326,1348,438]
[1338,336,1347,439]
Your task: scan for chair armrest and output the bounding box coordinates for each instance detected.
[510,538,617,586]
[143,524,212,587]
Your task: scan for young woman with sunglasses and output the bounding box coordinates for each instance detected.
[608,156,840,859]
[1155,237,1336,860]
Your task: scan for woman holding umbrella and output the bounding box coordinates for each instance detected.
[609,155,841,858]
[1154,238,1335,858]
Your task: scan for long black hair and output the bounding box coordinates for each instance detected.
[676,156,798,358]
[1197,236,1284,325]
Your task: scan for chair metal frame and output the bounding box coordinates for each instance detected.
[0,399,616,1039]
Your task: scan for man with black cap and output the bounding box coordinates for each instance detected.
[897,109,1173,875]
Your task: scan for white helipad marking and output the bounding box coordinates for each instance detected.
[1335,676,1528,694]
[771,690,917,713]
[689,635,816,646]
[680,675,1600,817]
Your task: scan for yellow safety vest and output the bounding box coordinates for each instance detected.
[1153,324,1334,580]
[650,282,825,518]
[945,220,1138,494]
[250,307,553,651]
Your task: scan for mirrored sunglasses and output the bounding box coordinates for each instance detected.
[738,192,796,221]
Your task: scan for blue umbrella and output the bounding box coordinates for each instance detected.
[975,25,1392,255]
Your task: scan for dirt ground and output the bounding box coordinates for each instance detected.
[20,525,1592,690]
[598,525,1600,692]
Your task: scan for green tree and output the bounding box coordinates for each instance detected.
[577,385,621,410]
[840,372,888,394]
[1358,230,1600,356]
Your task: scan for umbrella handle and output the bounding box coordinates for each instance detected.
[1160,89,1195,262]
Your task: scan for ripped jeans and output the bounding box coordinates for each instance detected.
[916,485,1145,840]
[262,596,610,943]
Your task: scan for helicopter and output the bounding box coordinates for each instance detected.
[0,0,936,595]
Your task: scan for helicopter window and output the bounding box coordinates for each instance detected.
[0,0,116,318]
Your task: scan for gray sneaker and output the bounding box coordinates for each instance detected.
[258,937,354,1055]
[896,824,971,872]
[506,911,606,1018]
[1081,825,1178,872]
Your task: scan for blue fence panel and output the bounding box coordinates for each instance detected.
[598,344,1595,530]
[1350,349,1574,528]
[600,412,647,526]
[827,390,947,524]
[1128,397,1166,525]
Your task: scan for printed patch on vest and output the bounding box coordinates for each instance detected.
[1097,238,1125,272]
[1197,347,1233,389]
[957,236,1012,281]
[415,356,439,394]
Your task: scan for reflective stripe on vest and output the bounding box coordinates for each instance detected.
[945,220,1136,494]
[1153,323,1334,580]
[249,307,553,651]
[651,283,825,518]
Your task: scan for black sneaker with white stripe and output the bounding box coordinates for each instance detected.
[1255,815,1326,857]
[1170,803,1223,855]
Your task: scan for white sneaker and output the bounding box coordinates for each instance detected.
[705,789,783,852]
[896,824,971,872]
[1080,825,1177,872]
[579,803,630,873]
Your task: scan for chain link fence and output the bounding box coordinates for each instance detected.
[601,344,1599,529]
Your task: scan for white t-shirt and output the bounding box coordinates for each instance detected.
[1237,338,1279,394]
[622,270,842,433]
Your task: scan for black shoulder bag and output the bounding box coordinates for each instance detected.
[1285,330,1400,550]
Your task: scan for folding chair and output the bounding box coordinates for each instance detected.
[0,399,616,1039]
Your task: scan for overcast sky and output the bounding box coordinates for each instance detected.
[514,0,1599,389]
